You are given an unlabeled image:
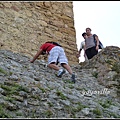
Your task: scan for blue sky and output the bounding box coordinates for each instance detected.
[73,1,120,62]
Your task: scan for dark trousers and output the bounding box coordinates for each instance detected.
[85,46,98,60]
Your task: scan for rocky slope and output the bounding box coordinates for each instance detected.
[0,46,120,118]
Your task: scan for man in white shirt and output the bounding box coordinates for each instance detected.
[76,32,88,61]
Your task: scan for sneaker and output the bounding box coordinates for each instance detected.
[57,69,66,78]
[71,74,76,83]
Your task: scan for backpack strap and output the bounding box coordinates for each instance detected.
[46,41,62,47]
[93,34,97,45]
[93,34,97,39]
[93,34,104,49]
[41,41,62,55]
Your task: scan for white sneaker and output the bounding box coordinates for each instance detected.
[57,69,66,78]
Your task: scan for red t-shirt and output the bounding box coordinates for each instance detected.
[40,43,56,53]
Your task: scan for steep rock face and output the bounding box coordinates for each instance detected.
[80,46,120,100]
[0,46,120,118]
[0,1,79,64]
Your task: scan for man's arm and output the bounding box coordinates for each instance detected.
[83,42,86,56]
[30,49,43,63]
[78,49,82,54]
[95,35,99,50]
[76,49,82,58]
[84,42,86,51]
[79,41,84,54]
[76,41,84,58]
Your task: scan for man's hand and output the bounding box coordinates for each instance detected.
[30,59,34,63]
[30,49,42,63]
[76,53,80,58]
[96,45,99,50]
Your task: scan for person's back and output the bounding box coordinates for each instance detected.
[40,42,56,54]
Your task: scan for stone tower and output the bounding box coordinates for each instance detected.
[0,1,79,64]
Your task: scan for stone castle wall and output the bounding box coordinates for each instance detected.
[0,1,79,64]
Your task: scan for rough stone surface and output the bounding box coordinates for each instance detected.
[0,46,120,118]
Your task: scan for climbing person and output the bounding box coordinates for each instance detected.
[30,41,76,83]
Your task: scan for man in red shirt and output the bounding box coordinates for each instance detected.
[30,42,76,83]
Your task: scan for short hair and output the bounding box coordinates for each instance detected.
[82,32,87,37]
[86,27,91,31]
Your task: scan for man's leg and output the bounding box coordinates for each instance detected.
[48,62,66,78]
[61,63,76,83]
[61,63,72,75]
[85,48,92,59]
[48,47,59,70]
[47,47,66,77]
[85,54,88,61]
[91,46,98,58]
[58,48,76,83]
[47,62,59,71]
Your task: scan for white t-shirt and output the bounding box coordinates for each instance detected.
[80,41,85,50]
